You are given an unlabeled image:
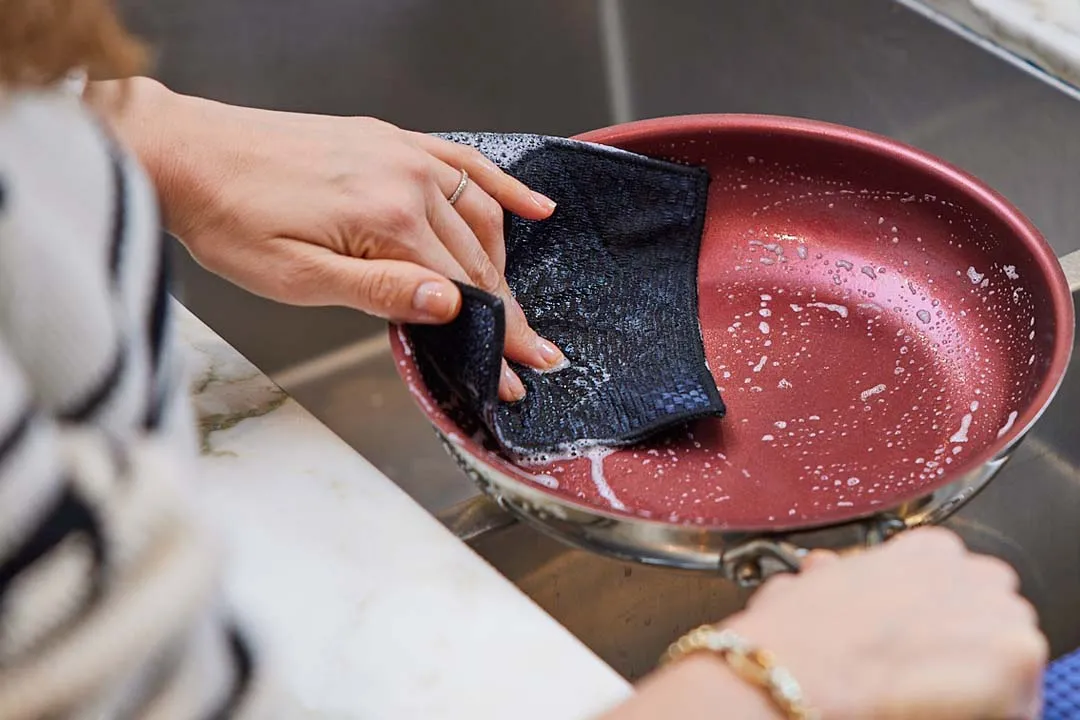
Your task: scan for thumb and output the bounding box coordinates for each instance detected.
[308,251,462,324]
[800,550,841,572]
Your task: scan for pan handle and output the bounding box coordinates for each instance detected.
[1059,248,1080,293]
[720,539,808,585]
[720,515,906,587]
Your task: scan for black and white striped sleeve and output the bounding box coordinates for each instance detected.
[0,327,253,718]
[0,91,269,719]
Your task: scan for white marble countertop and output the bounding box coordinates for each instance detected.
[176,304,631,719]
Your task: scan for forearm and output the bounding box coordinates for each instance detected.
[85,78,175,200]
[84,77,226,238]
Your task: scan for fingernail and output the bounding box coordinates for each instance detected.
[531,191,557,212]
[412,282,458,320]
[535,338,567,370]
[503,365,526,401]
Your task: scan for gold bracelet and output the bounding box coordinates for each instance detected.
[661,625,821,720]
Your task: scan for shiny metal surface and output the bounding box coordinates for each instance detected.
[429,407,1011,581]
[124,0,1080,667]
[621,0,1080,258]
[467,519,751,681]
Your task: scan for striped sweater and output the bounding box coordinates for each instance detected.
[0,88,265,717]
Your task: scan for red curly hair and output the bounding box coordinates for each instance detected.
[0,0,146,87]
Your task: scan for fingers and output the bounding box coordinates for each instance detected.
[1009,636,1049,720]
[980,608,1047,719]
[268,242,462,323]
[413,132,557,220]
[800,550,840,572]
[884,531,1032,614]
[427,192,567,375]
[887,526,967,556]
[968,553,1022,593]
[426,184,504,297]
[887,529,1032,629]
[433,160,508,274]
[275,241,530,402]
[428,159,567,375]
[500,360,526,403]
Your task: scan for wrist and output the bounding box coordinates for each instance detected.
[722,612,855,720]
[84,77,204,235]
[85,76,170,157]
[673,653,789,720]
[604,653,782,720]
[85,77,176,206]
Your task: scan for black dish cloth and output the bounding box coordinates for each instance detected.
[406,133,724,458]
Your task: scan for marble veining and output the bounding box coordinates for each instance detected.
[173,303,631,719]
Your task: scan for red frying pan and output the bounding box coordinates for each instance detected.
[390,115,1075,583]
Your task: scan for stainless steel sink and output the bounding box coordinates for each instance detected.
[466,519,751,680]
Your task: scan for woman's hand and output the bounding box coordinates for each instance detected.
[87,78,563,401]
[606,528,1046,720]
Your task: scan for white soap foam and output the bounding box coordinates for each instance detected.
[997,410,1019,438]
[950,414,973,443]
[860,384,887,402]
[807,302,849,318]
[530,474,560,489]
[587,447,624,510]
